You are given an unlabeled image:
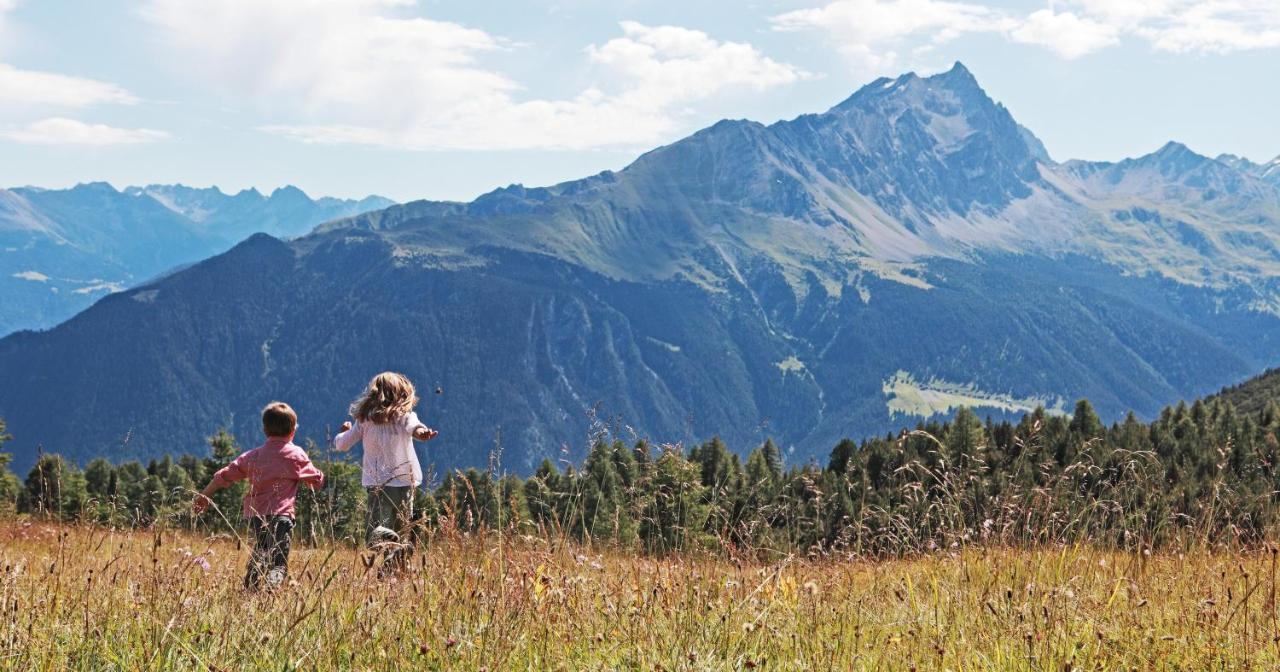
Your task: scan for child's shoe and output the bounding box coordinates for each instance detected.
[369,526,400,545]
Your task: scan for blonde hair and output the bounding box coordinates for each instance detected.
[350,371,419,424]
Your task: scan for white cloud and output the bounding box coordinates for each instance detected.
[771,0,1013,72]
[588,22,806,101]
[139,1,808,150]
[0,1,164,146]
[772,0,1280,72]
[0,63,139,107]
[1074,0,1175,28]
[0,118,170,145]
[0,3,138,107]
[1137,1,1280,53]
[1010,10,1120,59]
[0,0,16,33]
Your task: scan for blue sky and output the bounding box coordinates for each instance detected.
[1,0,1278,202]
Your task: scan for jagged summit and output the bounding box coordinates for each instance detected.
[831,61,984,111]
[1263,155,1280,182]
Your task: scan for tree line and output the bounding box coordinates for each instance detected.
[2,394,1280,556]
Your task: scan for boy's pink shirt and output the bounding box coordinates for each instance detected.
[210,436,324,519]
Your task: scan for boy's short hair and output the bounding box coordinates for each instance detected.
[262,402,298,437]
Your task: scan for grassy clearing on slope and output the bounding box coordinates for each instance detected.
[2,520,1277,670]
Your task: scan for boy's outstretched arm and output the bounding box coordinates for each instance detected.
[194,456,247,514]
[295,455,325,491]
[193,482,220,515]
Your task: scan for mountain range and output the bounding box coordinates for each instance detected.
[2,62,1279,475]
[0,183,393,335]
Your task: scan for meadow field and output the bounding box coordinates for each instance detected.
[1,519,1276,671]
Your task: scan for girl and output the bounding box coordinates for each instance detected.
[334,372,438,570]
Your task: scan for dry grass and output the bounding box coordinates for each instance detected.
[2,519,1278,670]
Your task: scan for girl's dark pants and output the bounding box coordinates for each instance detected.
[366,485,414,573]
[245,515,294,590]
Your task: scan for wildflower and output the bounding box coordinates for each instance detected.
[803,580,820,596]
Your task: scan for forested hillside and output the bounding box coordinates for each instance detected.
[1216,368,1280,417]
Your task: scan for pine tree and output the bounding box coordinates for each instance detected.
[761,438,784,480]
[21,454,87,520]
[638,446,708,554]
[580,440,635,544]
[1069,399,1105,440]
[83,458,118,523]
[523,459,561,534]
[0,420,19,511]
[201,428,245,530]
[827,438,858,475]
[113,461,148,524]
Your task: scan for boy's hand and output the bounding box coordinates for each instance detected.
[193,493,211,515]
[414,426,439,441]
[340,421,352,433]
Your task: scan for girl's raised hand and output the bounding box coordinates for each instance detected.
[340,421,352,433]
[414,426,439,441]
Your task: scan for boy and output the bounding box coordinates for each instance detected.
[194,402,324,590]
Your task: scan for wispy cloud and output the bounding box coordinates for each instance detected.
[139,0,808,151]
[0,64,140,107]
[0,118,170,145]
[771,0,1015,72]
[772,0,1280,73]
[0,1,167,147]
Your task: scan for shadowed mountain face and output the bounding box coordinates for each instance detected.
[2,62,1280,474]
[0,183,394,335]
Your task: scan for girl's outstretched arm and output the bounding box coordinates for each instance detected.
[413,425,439,441]
[334,420,362,452]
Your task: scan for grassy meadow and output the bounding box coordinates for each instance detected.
[2,519,1278,670]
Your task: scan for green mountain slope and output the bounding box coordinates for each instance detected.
[1,63,1279,474]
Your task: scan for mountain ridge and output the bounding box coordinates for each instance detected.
[2,62,1279,476]
[0,182,394,335]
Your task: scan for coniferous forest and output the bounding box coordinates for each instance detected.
[5,388,1280,557]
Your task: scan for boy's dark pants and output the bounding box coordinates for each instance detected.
[245,515,294,590]
[366,486,414,573]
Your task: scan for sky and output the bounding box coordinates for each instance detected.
[1,0,1278,203]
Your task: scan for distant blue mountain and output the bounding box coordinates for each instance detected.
[2,63,1279,474]
[0,183,393,334]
